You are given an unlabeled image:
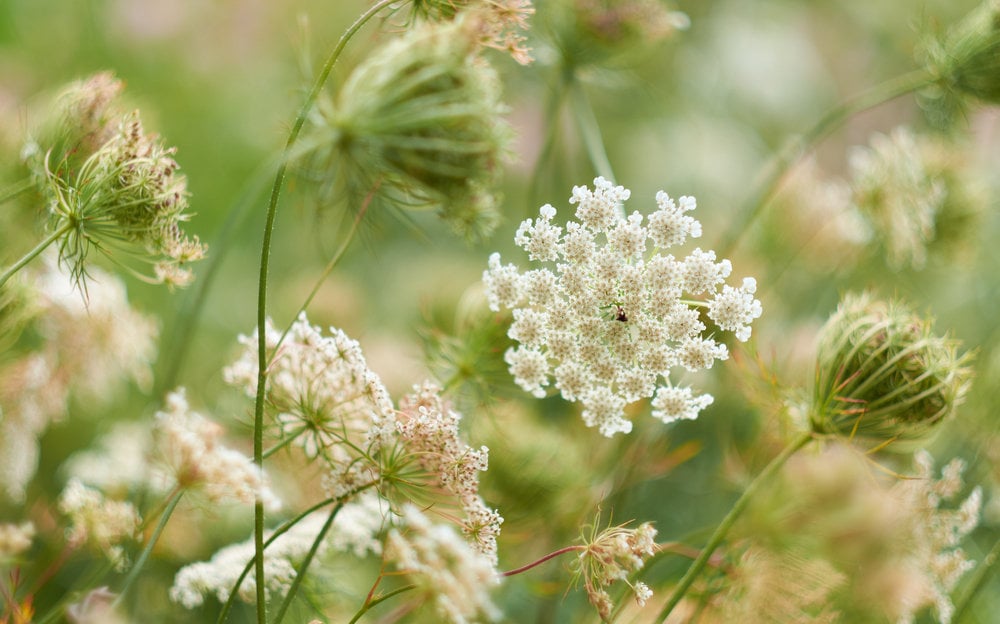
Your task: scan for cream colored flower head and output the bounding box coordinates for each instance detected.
[484,177,761,436]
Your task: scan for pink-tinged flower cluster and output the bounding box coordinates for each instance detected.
[396,382,503,564]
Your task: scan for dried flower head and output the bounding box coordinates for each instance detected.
[385,504,502,624]
[401,0,535,64]
[747,444,981,623]
[42,110,205,288]
[303,18,511,240]
[811,293,972,449]
[574,518,658,620]
[708,546,844,624]
[484,177,761,436]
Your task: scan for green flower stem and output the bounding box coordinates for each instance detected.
[270,503,343,624]
[347,584,419,624]
[953,536,1000,623]
[0,178,34,205]
[655,430,814,622]
[251,2,395,622]
[716,69,934,259]
[114,488,185,607]
[569,77,616,184]
[217,484,376,624]
[270,181,373,359]
[528,66,573,207]
[0,220,73,289]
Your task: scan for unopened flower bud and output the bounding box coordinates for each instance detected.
[305,18,511,240]
[922,0,1000,107]
[811,293,972,449]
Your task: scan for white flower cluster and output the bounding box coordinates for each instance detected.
[155,389,281,511]
[0,521,35,559]
[484,177,761,436]
[849,126,945,270]
[396,382,503,565]
[171,492,386,608]
[224,313,395,463]
[58,479,140,571]
[893,451,982,624]
[386,504,502,624]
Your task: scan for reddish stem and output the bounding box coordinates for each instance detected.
[502,545,584,577]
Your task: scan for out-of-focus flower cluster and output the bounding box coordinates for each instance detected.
[0,259,156,502]
[385,504,502,624]
[736,444,981,623]
[170,492,386,608]
[484,177,761,436]
[224,313,395,465]
[58,479,141,572]
[155,389,281,511]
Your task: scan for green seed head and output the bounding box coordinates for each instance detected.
[811,293,972,450]
[921,0,1000,112]
[304,18,512,240]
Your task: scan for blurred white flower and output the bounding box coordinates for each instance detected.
[170,492,387,608]
[155,389,281,511]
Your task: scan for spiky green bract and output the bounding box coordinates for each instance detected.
[810,293,972,450]
[38,111,205,289]
[920,0,1000,122]
[303,18,511,241]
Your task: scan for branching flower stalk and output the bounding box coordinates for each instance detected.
[251,2,397,621]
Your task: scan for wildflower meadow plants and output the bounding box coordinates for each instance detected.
[1,1,1000,623]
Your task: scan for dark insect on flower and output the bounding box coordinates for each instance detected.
[615,305,628,322]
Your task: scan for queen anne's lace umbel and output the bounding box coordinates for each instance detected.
[484,177,761,436]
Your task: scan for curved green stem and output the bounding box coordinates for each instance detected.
[655,431,813,622]
[114,488,185,607]
[528,66,573,207]
[0,220,73,289]
[270,503,343,624]
[251,2,395,621]
[155,161,274,396]
[0,179,34,205]
[270,179,373,359]
[347,584,419,624]
[569,77,616,183]
[953,536,1000,623]
[716,69,934,259]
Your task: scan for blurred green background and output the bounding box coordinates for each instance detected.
[2,0,1000,622]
